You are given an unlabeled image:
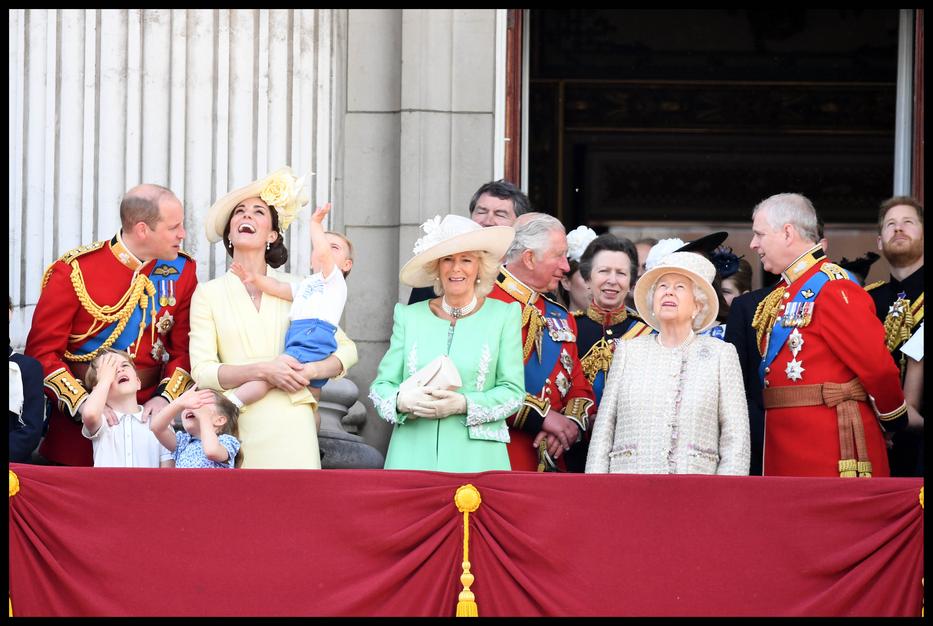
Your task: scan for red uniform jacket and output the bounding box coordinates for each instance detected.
[25,234,197,466]
[488,268,595,471]
[759,246,907,477]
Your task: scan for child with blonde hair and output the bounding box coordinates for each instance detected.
[81,349,173,467]
[149,386,242,468]
[229,202,352,408]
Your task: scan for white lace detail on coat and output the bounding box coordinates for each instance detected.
[474,343,491,391]
[406,343,418,377]
[369,388,401,424]
[464,397,522,444]
[467,422,512,443]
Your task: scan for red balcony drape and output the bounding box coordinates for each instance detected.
[8,464,923,617]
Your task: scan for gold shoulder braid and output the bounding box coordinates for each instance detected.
[521,304,546,362]
[883,292,924,352]
[751,285,786,357]
[41,241,107,290]
[863,280,885,292]
[580,338,614,384]
[64,261,157,362]
[819,262,849,281]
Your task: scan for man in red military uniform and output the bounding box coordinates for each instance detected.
[749,193,907,477]
[488,212,595,471]
[26,184,197,466]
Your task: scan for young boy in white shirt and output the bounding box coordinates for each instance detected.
[81,349,174,467]
[229,202,352,408]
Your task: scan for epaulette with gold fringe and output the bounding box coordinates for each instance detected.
[819,262,850,281]
[41,240,107,290]
[541,292,569,312]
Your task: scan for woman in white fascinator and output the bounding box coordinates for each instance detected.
[369,214,525,471]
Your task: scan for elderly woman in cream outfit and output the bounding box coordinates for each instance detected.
[585,251,749,475]
[189,167,357,469]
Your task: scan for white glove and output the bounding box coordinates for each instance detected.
[413,388,467,419]
[397,387,434,415]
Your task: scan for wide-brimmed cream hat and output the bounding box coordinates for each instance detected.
[205,166,310,243]
[634,251,719,332]
[399,215,514,288]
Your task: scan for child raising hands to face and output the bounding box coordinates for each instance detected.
[81,349,174,467]
[149,385,242,468]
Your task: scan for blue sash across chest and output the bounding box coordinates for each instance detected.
[758,268,855,383]
[74,256,187,355]
[524,299,566,394]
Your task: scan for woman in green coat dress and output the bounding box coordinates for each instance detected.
[369,214,525,472]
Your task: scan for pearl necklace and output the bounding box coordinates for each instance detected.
[656,331,694,349]
[441,295,477,318]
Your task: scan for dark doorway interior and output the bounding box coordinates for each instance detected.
[528,9,900,227]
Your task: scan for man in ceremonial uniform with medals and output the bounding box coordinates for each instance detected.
[26,184,197,466]
[749,193,907,477]
[865,196,924,476]
[488,212,595,471]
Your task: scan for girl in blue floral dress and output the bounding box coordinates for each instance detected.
[149,386,241,468]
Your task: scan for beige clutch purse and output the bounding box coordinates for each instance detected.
[399,355,462,392]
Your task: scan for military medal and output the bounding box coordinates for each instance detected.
[168,280,176,306]
[546,317,562,341]
[782,302,814,328]
[159,281,168,307]
[151,338,165,362]
[785,358,805,382]
[787,328,804,358]
[545,317,575,342]
[554,371,570,398]
[560,348,573,373]
[156,311,175,335]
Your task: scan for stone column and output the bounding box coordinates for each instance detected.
[335,9,499,458]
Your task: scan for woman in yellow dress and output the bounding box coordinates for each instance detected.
[189,167,357,469]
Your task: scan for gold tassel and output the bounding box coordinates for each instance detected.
[751,285,785,357]
[580,339,614,384]
[521,304,545,362]
[10,470,20,617]
[883,297,914,352]
[838,459,858,478]
[454,484,482,617]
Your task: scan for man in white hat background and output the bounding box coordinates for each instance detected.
[26,184,197,466]
[749,192,906,477]
[408,179,530,305]
[488,212,595,472]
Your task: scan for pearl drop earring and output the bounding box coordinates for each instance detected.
[266,242,271,251]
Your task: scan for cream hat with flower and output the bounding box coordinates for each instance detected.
[399,215,514,288]
[205,166,310,243]
[634,251,719,332]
